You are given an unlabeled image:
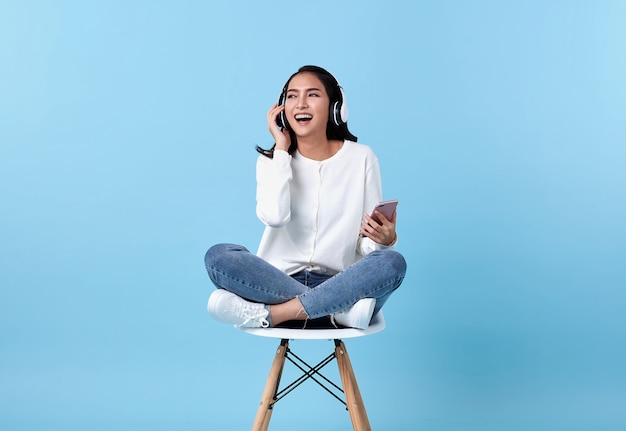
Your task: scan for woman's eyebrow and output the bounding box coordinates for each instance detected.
[286,87,322,93]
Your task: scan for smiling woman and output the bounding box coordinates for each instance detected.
[204,65,405,330]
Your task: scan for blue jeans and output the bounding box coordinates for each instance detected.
[204,243,406,319]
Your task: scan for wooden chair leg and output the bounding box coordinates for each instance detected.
[252,339,288,431]
[335,340,372,431]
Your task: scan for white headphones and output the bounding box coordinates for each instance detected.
[330,85,349,126]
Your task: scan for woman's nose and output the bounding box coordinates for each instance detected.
[296,96,308,108]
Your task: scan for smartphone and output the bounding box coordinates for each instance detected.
[370,199,398,223]
[360,200,398,237]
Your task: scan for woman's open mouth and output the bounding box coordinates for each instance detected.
[294,113,313,124]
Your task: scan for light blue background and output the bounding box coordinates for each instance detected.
[1,1,625,430]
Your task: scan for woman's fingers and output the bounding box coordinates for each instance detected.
[266,104,290,151]
[361,211,397,246]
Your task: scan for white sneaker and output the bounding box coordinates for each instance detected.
[207,289,270,328]
[331,298,376,329]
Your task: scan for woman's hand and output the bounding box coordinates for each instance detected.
[360,210,397,246]
[267,103,291,152]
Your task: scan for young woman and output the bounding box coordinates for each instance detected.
[205,65,406,329]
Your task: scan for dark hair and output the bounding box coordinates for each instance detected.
[256,65,358,158]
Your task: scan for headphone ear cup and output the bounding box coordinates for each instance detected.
[330,102,341,126]
[330,87,349,126]
[339,100,349,124]
[276,91,289,129]
[278,111,288,129]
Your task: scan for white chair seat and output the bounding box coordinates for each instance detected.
[237,311,385,340]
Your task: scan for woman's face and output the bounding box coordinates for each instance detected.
[284,72,330,138]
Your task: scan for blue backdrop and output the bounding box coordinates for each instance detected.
[1,1,625,430]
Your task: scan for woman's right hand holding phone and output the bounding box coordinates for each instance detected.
[267,103,291,152]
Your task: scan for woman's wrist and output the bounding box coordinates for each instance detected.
[384,233,397,247]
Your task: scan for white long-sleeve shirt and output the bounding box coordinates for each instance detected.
[255,140,393,275]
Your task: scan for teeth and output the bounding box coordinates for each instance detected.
[295,114,313,120]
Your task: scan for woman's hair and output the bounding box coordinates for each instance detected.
[256,65,358,158]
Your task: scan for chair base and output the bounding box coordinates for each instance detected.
[252,338,371,431]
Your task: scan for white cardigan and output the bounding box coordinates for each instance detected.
[255,140,393,275]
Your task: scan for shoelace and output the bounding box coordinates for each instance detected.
[330,313,340,328]
[236,308,270,328]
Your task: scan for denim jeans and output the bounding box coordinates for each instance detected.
[204,243,406,319]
